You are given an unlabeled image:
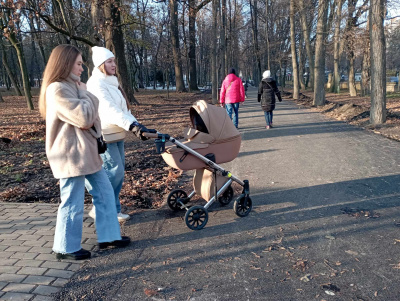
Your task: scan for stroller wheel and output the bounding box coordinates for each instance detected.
[167,189,188,211]
[218,185,234,206]
[233,194,252,217]
[185,206,209,230]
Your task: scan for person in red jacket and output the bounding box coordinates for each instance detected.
[219,68,245,129]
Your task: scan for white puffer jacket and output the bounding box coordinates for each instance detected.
[87,68,137,142]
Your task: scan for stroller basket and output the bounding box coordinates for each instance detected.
[145,100,252,230]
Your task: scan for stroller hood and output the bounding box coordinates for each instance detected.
[161,100,242,170]
[189,100,240,141]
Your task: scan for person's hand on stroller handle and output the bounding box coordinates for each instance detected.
[129,122,157,141]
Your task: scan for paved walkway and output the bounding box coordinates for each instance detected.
[0,203,95,301]
[2,87,400,300]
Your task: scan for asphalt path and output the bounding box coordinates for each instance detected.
[54,87,400,301]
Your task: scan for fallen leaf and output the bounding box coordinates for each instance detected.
[300,274,312,282]
[131,265,142,270]
[144,288,158,297]
[345,250,359,256]
[250,266,261,270]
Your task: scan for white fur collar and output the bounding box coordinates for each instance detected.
[92,67,119,88]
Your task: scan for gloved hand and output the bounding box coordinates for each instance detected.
[130,122,157,141]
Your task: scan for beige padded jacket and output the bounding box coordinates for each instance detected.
[45,74,103,179]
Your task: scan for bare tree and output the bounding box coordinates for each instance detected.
[331,0,343,93]
[290,0,299,99]
[299,0,314,90]
[0,38,22,96]
[369,0,386,124]
[211,0,219,103]
[1,7,33,110]
[170,0,186,92]
[361,25,370,96]
[104,0,139,104]
[313,0,329,106]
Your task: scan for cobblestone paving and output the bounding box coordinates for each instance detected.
[0,203,95,301]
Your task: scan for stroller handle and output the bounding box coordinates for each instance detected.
[142,132,161,139]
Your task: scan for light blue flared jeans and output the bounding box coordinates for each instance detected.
[100,141,125,213]
[53,168,122,254]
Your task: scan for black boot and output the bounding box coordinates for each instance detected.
[98,236,131,250]
[55,248,91,260]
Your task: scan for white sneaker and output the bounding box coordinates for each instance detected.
[88,207,96,220]
[117,212,130,221]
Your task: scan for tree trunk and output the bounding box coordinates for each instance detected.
[169,0,186,92]
[332,0,343,93]
[298,37,306,90]
[361,27,370,96]
[7,33,33,109]
[265,0,270,70]
[0,39,22,96]
[313,0,328,106]
[299,0,314,90]
[250,0,261,81]
[104,0,139,105]
[211,0,219,103]
[348,53,357,96]
[188,0,199,91]
[290,0,299,99]
[220,0,227,76]
[369,0,386,124]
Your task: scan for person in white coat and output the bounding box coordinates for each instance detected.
[87,46,155,221]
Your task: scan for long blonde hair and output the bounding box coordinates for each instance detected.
[39,45,81,119]
[98,63,130,110]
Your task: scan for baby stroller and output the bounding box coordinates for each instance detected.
[144,100,252,230]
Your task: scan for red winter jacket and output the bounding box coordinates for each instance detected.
[220,74,245,104]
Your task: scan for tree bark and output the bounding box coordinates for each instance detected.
[265,0,270,70]
[369,0,386,124]
[250,0,261,81]
[220,0,227,76]
[0,39,22,96]
[348,52,357,96]
[298,36,306,90]
[290,0,299,99]
[188,0,199,91]
[104,0,139,105]
[211,0,219,103]
[313,0,329,106]
[361,26,370,96]
[332,0,343,93]
[169,0,186,92]
[299,0,314,90]
[8,32,33,110]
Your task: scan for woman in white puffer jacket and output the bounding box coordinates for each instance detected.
[87,46,155,221]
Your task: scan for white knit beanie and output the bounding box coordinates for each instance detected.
[92,46,115,67]
[263,70,271,79]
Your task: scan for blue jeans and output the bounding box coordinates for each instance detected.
[264,111,273,125]
[53,168,122,254]
[100,141,125,213]
[225,103,240,128]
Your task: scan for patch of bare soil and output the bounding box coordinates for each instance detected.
[0,89,212,210]
[288,90,400,142]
